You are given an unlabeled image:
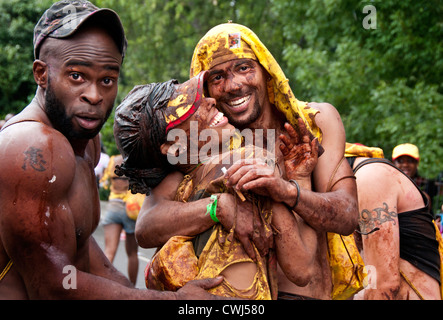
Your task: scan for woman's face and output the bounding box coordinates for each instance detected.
[167,72,235,161]
[189,94,234,137]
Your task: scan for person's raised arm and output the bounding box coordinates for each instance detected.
[225,103,358,235]
[300,102,358,234]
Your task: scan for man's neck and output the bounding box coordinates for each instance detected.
[246,104,286,140]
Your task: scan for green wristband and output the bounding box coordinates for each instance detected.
[206,194,219,223]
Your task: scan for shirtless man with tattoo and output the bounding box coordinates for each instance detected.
[346,144,441,299]
[0,0,222,299]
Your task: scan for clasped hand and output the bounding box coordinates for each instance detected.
[220,119,319,260]
[224,119,318,202]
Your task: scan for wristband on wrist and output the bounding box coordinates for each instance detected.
[288,179,300,209]
[206,194,219,223]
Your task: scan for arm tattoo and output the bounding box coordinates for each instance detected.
[22,147,47,172]
[359,202,397,235]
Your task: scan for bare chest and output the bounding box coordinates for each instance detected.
[277,233,332,299]
[68,157,101,245]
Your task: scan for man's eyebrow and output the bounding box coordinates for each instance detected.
[234,59,255,68]
[208,69,223,77]
[104,64,120,72]
[65,60,120,72]
[208,59,255,77]
[65,60,92,68]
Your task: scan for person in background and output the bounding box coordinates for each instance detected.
[392,143,437,214]
[100,155,139,285]
[347,143,441,300]
[94,133,110,186]
[435,213,443,235]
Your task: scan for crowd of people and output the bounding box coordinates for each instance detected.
[0,0,441,300]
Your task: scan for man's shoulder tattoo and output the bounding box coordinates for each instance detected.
[359,202,397,235]
[22,146,47,172]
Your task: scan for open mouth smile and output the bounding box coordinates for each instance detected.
[226,95,251,112]
[209,111,228,127]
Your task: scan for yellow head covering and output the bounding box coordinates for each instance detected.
[190,22,322,142]
[345,143,384,159]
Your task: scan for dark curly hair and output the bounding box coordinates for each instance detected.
[113,80,178,195]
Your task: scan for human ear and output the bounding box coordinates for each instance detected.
[33,60,48,89]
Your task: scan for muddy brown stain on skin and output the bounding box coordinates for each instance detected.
[245,72,256,84]
[13,182,20,207]
[37,127,54,243]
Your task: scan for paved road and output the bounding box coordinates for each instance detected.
[93,201,156,289]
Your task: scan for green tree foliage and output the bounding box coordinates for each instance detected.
[0,0,52,114]
[1,0,441,181]
[273,0,442,179]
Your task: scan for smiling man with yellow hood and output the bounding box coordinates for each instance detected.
[136,22,359,300]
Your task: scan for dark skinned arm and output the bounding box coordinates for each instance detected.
[225,104,358,235]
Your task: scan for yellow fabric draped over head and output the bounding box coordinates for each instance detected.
[190,22,322,142]
[345,143,384,159]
